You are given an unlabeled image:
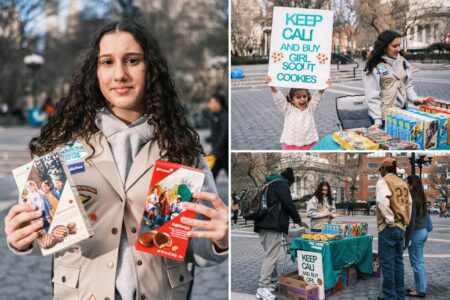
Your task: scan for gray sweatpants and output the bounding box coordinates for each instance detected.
[258,229,283,288]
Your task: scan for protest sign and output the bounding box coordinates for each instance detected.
[298,250,325,300]
[268,7,333,90]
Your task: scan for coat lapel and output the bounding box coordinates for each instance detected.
[125,139,160,192]
[81,134,126,201]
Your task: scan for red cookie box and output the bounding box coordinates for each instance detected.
[135,160,205,262]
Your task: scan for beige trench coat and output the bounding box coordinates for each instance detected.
[10,133,227,300]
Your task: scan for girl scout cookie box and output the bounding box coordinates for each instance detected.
[135,160,204,262]
[12,152,94,256]
[385,107,438,149]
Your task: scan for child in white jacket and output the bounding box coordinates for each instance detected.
[265,76,331,150]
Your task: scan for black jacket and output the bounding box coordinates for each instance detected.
[207,109,228,157]
[254,178,302,235]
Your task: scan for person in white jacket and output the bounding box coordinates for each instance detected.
[265,76,331,150]
[363,30,435,128]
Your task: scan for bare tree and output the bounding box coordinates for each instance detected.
[231,0,263,56]
[430,162,450,202]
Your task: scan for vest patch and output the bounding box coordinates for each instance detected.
[380,78,393,88]
[378,65,389,76]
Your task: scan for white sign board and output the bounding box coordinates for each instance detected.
[268,7,334,90]
[298,250,325,300]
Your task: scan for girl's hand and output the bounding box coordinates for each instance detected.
[264,75,272,85]
[181,192,228,251]
[300,221,309,228]
[369,124,381,130]
[319,78,332,92]
[4,203,44,251]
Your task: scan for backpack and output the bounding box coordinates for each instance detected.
[240,180,281,220]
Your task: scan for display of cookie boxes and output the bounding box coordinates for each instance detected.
[301,233,338,242]
[12,153,94,256]
[322,222,368,238]
[409,109,448,147]
[385,108,438,150]
[420,105,450,145]
[332,131,379,150]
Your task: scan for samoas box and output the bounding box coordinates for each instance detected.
[12,153,94,256]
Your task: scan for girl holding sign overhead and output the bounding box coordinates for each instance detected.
[363,30,435,128]
[265,75,331,150]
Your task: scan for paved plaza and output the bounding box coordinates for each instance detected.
[0,127,228,300]
[231,68,450,150]
[231,214,450,300]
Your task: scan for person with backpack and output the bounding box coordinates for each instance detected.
[254,167,308,300]
[363,30,435,129]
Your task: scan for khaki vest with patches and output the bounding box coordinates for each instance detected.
[377,57,407,119]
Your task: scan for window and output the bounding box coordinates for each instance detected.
[368,185,376,192]
[348,186,359,193]
[423,184,429,190]
[368,163,379,169]
[400,162,408,168]
[368,174,379,180]
[348,163,358,169]
[422,173,430,179]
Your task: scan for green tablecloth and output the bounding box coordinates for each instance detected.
[312,134,450,150]
[289,235,373,290]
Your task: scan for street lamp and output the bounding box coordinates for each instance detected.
[333,189,337,202]
[407,152,433,178]
[24,54,44,108]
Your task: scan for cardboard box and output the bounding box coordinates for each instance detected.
[373,252,382,278]
[12,153,94,256]
[332,276,343,294]
[336,222,368,236]
[347,267,358,285]
[408,109,448,147]
[279,272,319,300]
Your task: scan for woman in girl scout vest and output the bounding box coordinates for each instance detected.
[4,20,228,300]
[363,30,435,128]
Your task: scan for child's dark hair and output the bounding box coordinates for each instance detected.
[286,88,311,103]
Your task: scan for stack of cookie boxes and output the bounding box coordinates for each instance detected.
[385,107,439,150]
[419,105,450,146]
[322,222,368,238]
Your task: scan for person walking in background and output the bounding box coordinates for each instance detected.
[439,200,447,218]
[254,167,308,300]
[347,201,354,216]
[231,195,239,227]
[363,30,435,129]
[307,181,337,232]
[376,158,412,300]
[405,175,429,298]
[206,93,228,179]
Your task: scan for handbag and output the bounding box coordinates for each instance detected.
[426,213,433,232]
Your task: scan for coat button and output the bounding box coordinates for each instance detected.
[179,275,184,282]
[112,227,118,234]
[131,227,137,233]
[107,261,114,268]
[61,276,66,283]
[141,296,146,300]
[137,260,143,266]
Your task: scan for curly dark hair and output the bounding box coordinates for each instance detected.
[286,88,311,104]
[29,20,203,166]
[313,181,333,206]
[364,30,402,75]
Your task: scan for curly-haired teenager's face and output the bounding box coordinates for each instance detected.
[97,31,146,123]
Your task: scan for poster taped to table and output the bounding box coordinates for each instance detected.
[267,6,333,90]
[298,250,325,300]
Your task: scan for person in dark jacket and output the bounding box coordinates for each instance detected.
[207,93,228,179]
[254,167,308,300]
[405,175,429,298]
